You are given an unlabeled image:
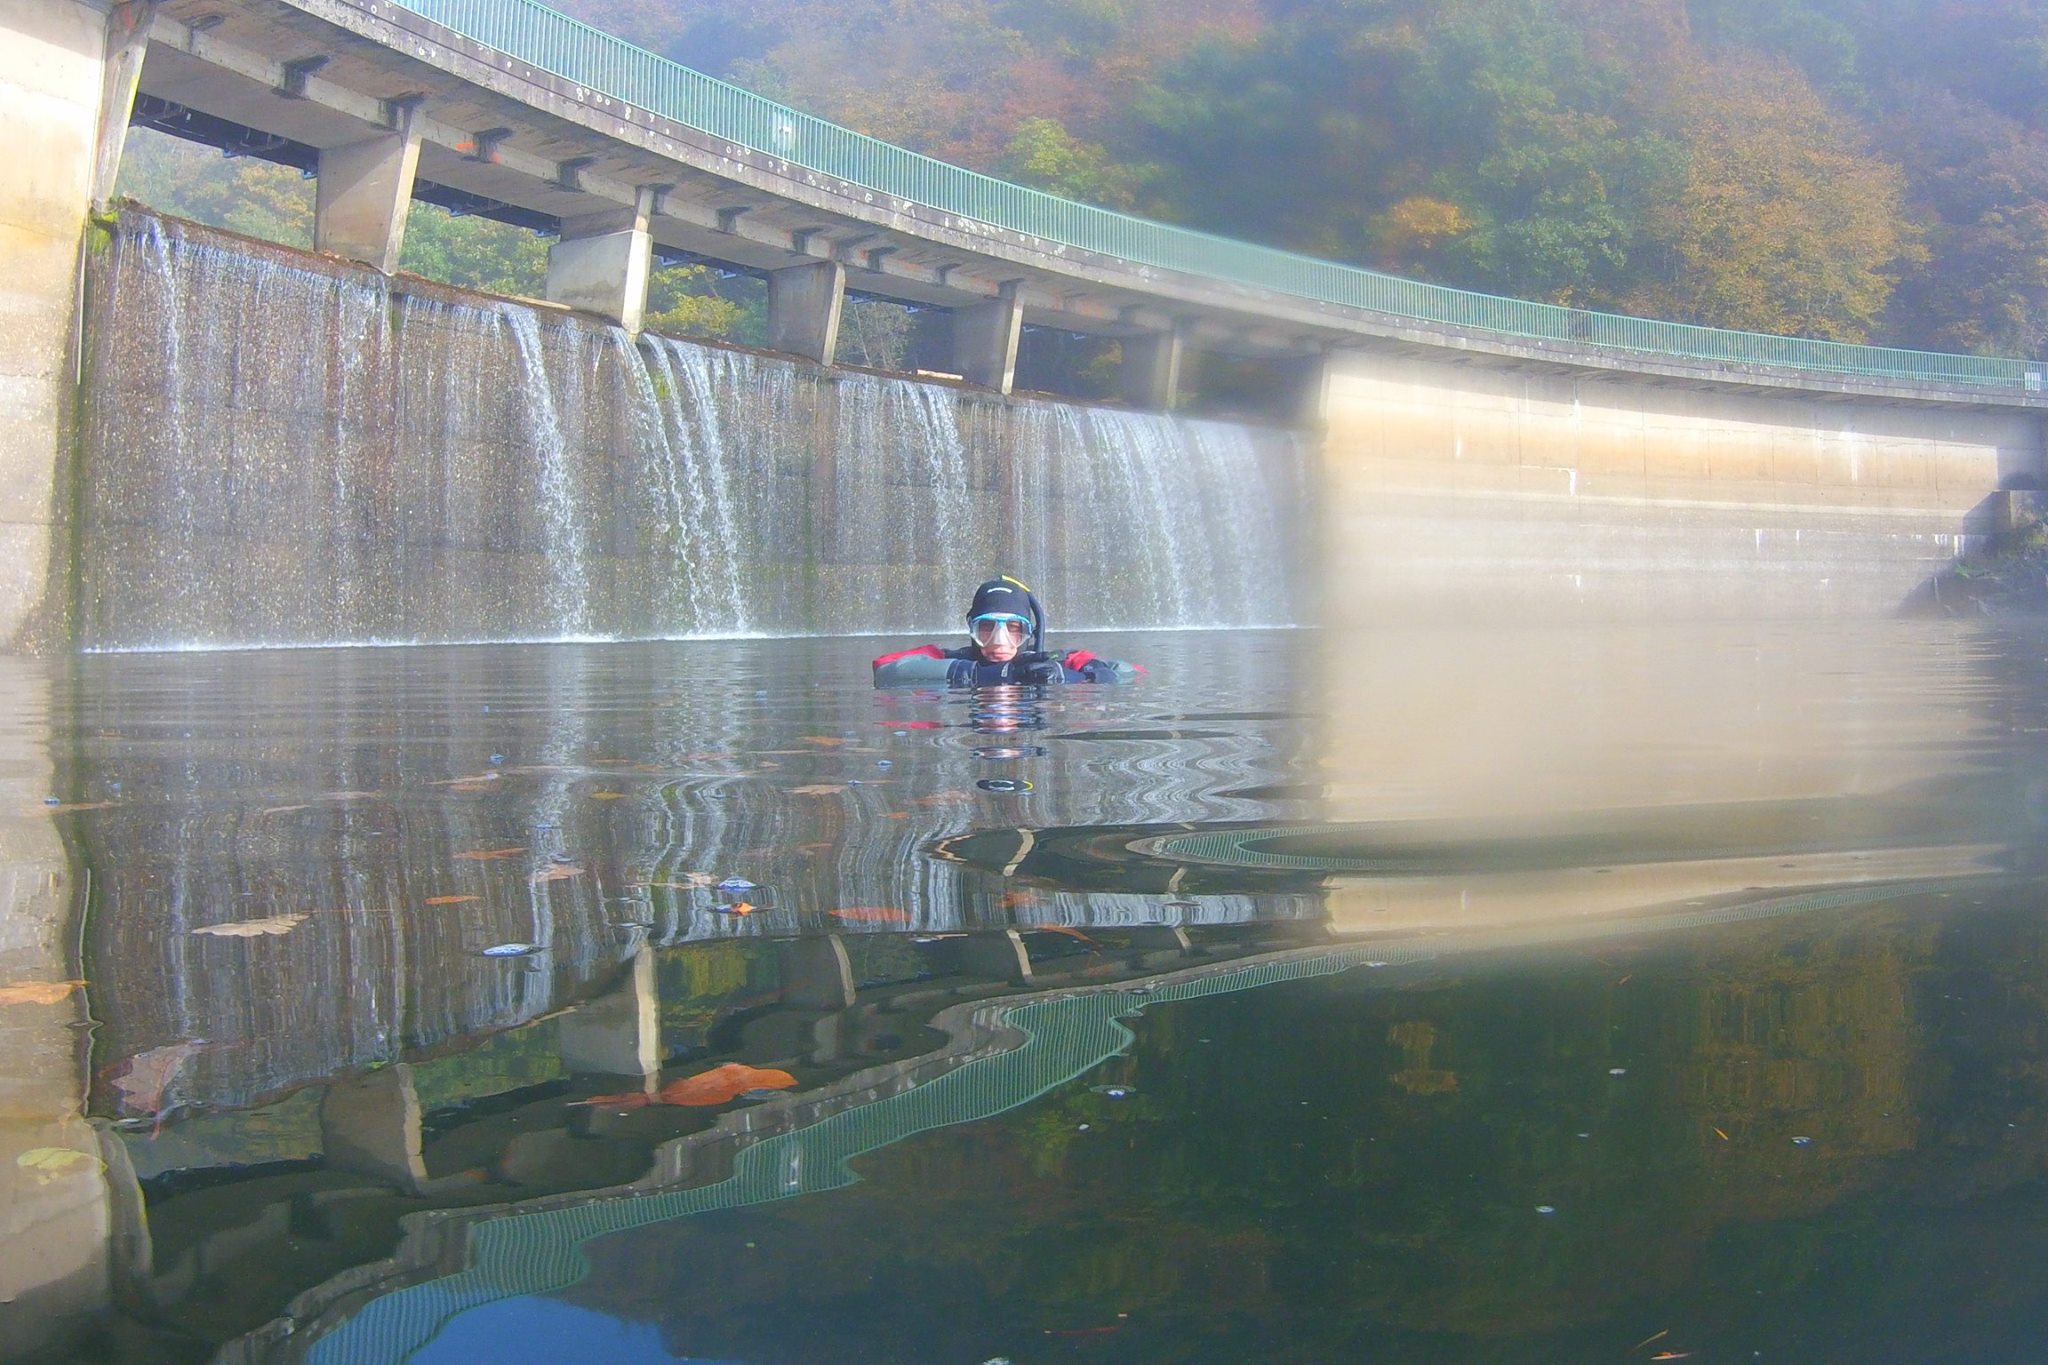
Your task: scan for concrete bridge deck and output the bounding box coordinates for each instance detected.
[109,0,2048,411]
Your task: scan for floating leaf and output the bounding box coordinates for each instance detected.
[260,804,311,816]
[570,1089,654,1110]
[107,1039,202,1117]
[590,791,627,800]
[710,900,758,916]
[16,1147,104,1184]
[454,846,527,861]
[425,895,480,906]
[0,980,86,1006]
[658,1063,798,1107]
[531,864,584,883]
[999,890,1036,910]
[191,913,307,938]
[479,942,541,957]
[798,736,848,747]
[430,773,501,787]
[643,873,717,889]
[829,906,911,923]
[41,801,117,814]
[716,877,757,893]
[789,783,847,796]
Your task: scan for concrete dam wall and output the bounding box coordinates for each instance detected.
[1320,351,2047,622]
[77,211,1308,651]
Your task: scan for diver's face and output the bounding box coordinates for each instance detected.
[971,615,1029,663]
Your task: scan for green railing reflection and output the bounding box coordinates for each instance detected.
[391,0,2040,389]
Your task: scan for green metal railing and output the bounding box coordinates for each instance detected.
[392,0,2045,393]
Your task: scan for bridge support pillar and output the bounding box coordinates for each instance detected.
[558,946,660,1080]
[779,934,857,1010]
[1118,327,1182,410]
[1290,350,1332,430]
[319,1064,427,1193]
[545,185,655,332]
[313,106,423,274]
[767,259,845,365]
[90,2,157,213]
[953,281,1023,395]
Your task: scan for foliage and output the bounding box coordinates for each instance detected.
[396,203,549,297]
[645,264,760,344]
[1627,54,1920,340]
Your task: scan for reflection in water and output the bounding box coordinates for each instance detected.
[11,621,2048,1359]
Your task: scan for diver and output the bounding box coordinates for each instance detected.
[872,576,1145,687]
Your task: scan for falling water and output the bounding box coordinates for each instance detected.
[501,305,592,636]
[81,210,1306,650]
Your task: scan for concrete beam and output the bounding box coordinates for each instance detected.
[953,281,1023,394]
[1118,325,1182,411]
[319,1065,427,1193]
[89,1,158,213]
[313,101,422,273]
[557,946,660,1079]
[779,934,856,1011]
[766,259,844,366]
[544,183,655,332]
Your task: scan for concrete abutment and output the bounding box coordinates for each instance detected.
[0,0,125,650]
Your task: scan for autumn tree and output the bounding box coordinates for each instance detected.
[1629,54,1919,341]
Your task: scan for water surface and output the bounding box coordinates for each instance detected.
[11,621,2048,1362]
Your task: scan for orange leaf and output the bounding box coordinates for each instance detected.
[829,906,910,923]
[1026,924,1100,949]
[789,783,847,796]
[425,894,480,906]
[191,913,307,938]
[999,890,1037,910]
[658,1062,797,1106]
[799,735,847,747]
[570,1089,654,1109]
[0,980,86,1006]
[454,847,527,861]
[531,864,584,883]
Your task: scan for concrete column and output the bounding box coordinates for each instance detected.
[557,946,659,1079]
[953,281,1023,395]
[545,184,655,332]
[319,1065,427,1193]
[1118,326,1182,410]
[961,929,1035,986]
[767,259,844,365]
[0,0,117,649]
[779,934,856,1011]
[1289,350,1333,430]
[313,103,423,274]
[89,1,157,214]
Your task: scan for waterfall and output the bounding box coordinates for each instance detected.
[81,210,1306,650]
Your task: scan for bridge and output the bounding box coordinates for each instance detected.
[7,0,2048,647]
